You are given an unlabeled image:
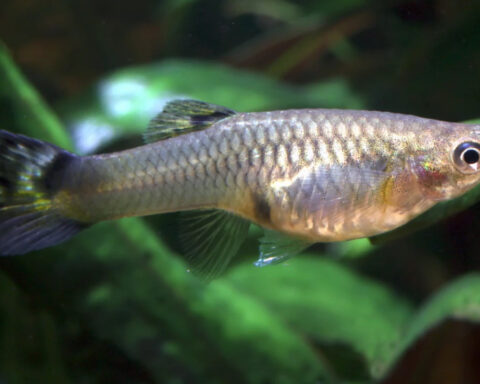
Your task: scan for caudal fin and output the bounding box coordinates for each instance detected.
[0,130,86,255]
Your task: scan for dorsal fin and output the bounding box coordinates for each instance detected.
[144,99,236,143]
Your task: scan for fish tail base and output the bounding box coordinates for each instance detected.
[0,130,86,255]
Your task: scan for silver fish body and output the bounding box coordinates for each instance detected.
[2,100,480,257]
[58,108,480,242]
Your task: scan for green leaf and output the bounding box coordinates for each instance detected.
[225,256,413,379]
[17,220,331,383]
[373,274,480,379]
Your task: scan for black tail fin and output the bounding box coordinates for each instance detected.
[0,130,85,255]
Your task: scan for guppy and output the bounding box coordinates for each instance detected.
[2,100,480,274]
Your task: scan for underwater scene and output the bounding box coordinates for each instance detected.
[1,0,480,383]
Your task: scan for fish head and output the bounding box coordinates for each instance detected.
[411,124,480,201]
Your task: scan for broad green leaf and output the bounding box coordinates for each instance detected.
[8,220,330,383]
[225,256,413,378]
[372,274,480,379]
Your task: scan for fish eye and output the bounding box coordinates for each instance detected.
[453,142,480,173]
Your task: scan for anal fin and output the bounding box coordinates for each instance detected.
[180,209,250,279]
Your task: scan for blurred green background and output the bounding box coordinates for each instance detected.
[1,0,480,383]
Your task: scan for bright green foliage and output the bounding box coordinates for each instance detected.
[72,221,331,383]
[225,257,413,375]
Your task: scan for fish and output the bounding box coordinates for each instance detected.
[2,99,480,275]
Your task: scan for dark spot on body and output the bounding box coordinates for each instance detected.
[253,193,271,224]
